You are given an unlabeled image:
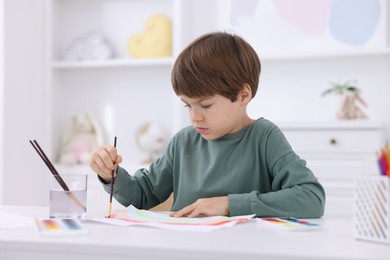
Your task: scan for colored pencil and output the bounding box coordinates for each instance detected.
[377,152,385,175]
[383,147,390,177]
[380,154,388,176]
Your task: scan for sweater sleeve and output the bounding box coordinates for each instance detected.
[229,126,326,218]
[100,151,174,210]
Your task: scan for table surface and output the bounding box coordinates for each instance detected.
[0,205,389,260]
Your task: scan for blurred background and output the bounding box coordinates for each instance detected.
[0,0,389,216]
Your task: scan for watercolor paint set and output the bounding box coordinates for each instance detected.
[35,218,88,237]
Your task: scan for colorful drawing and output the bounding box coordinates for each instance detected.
[92,205,254,232]
[112,205,250,225]
[221,0,384,53]
[329,0,380,46]
[273,0,332,37]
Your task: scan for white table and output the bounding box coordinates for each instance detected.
[0,205,389,260]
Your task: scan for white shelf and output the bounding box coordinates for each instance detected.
[52,47,390,68]
[262,48,390,61]
[277,120,383,130]
[53,57,175,69]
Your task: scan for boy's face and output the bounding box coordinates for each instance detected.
[180,94,251,140]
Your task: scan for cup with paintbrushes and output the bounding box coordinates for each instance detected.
[30,140,87,219]
[49,173,87,219]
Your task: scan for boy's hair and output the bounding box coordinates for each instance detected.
[171,32,261,102]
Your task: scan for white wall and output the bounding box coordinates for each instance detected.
[0,0,4,203]
[3,0,48,206]
[252,56,390,132]
[188,0,390,140]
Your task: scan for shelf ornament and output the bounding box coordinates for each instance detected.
[62,31,114,61]
[59,112,104,165]
[128,14,172,58]
[321,80,368,120]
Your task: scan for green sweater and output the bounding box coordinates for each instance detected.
[102,118,325,218]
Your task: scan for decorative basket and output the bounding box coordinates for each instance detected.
[354,176,390,244]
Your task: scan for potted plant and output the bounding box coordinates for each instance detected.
[322,80,361,96]
[322,80,368,120]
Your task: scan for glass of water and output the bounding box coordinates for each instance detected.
[49,174,87,219]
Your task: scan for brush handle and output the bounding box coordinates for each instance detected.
[107,136,118,217]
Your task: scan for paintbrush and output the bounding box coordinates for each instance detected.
[106,136,117,218]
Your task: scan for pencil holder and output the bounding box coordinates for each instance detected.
[354,176,390,244]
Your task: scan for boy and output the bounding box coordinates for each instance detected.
[90,32,325,218]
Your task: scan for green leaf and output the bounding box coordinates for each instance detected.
[321,80,361,97]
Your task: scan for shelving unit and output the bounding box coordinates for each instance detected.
[278,121,384,216]
[45,0,189,168]
[44,0,192,213]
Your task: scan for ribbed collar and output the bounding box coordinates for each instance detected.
[212,118,261,142]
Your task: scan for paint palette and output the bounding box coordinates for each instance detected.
[35,218,88,237]
[257,217,322,232]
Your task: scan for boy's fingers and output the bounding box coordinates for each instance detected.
[101,146,116,168]
[116,155,123,165]
[94,147,114,171]
[171,204,194,218]
[187,208,205,218]
[90,152,108,174]
[89,159,111,182]
[89,144,122,184]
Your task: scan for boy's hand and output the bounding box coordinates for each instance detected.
[89,144,123,183]
[169,196,229,218]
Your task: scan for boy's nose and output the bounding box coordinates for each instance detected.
[190,109,203,122]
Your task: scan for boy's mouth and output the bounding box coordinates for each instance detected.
[196,127,208,134]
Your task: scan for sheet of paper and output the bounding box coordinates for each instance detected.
[89,205,254,232]
[0,211,35,229]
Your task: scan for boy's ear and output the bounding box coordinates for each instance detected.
[239,83,252,104]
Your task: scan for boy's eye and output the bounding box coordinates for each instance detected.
[201,104,212,109]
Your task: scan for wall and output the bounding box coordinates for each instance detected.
[252,56,390,131]
[3,0,48,205]
[0,0,4,203]
[188,0,390,140]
